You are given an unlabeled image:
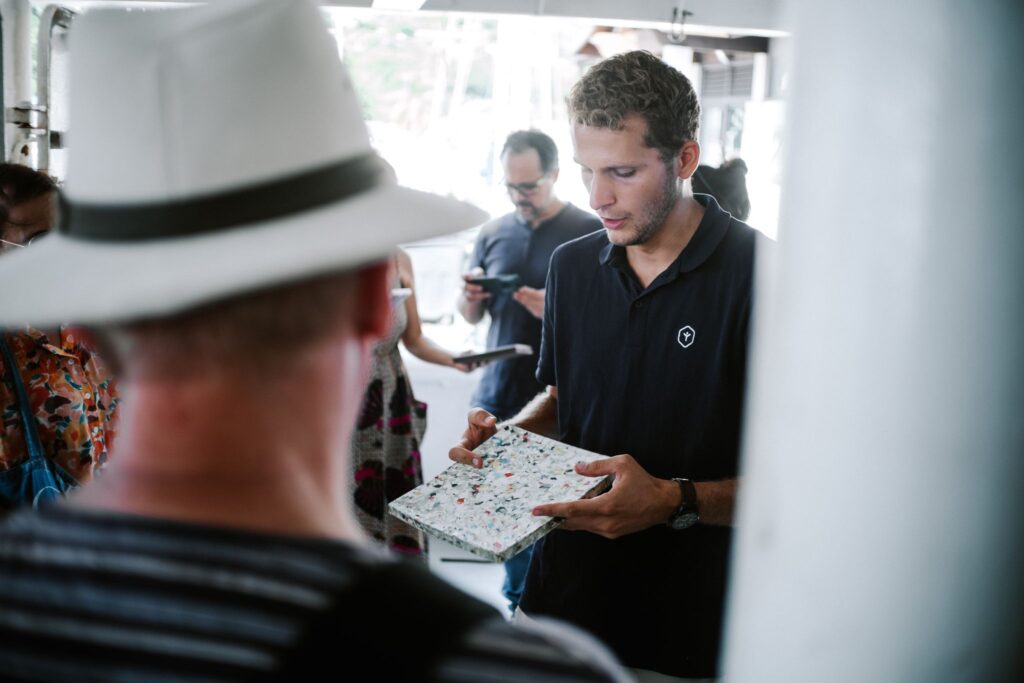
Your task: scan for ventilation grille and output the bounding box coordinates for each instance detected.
[701,62,754,100]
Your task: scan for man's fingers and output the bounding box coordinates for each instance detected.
[448,445,483,468]
[533,502,619,536]
[468,408,497,429]
[464,287,490,302]
[511,287,544,318]
[462,270,490,301]
[531,502,565,518]
[447,409,496,468]
[533,498,597,518]
[575,458,619,477]
[514,287,539,300]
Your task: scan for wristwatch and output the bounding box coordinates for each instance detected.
[666,478,699,530]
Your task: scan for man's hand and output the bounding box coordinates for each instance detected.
[448,408,498,468]
[531,455,679,539]
[461,267,491,305]
[512,286,544,319]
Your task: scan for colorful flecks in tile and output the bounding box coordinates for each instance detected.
[388,425,610,562]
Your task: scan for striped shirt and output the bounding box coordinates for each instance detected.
[0,507,628,682]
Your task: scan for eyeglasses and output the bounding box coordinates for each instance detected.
[504,174,551,196]
[0,232,48,252]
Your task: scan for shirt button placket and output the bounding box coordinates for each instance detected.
[627,298,646,350]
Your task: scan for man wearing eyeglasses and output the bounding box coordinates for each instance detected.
[0,163,120,511]
[458,130,600,614]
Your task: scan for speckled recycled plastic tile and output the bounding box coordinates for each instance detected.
[388,425,611,562]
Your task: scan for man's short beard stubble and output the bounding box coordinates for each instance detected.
[625,163,681,247]
[517,201,540,222]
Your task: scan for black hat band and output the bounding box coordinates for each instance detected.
[58,153,389,241]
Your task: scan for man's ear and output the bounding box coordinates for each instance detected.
[353,260,391,340]
[550,167,560,184]
[677,140,701,180]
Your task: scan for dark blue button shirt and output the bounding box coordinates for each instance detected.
[522,195,759,677]
[469,204,601,419]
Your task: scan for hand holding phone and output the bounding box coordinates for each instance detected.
[466,274,521,294]
[462,267,491,304]
[455,343,532,366]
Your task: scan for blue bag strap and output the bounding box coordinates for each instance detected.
[0,334,76,508]
[0,335,48,464]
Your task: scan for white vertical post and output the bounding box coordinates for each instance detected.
[750,52,767,102]
[723,1,1024,682]
[0,0,31,106]
[1,0,33,162]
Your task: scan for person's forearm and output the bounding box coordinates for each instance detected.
[404,336,457,368]
[457,294,485,324]
[692,479,738,526]
[505,387,559,439]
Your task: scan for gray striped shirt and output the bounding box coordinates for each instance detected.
[0,507,628,682]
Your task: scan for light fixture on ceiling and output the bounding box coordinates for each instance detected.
[668,1,692,44]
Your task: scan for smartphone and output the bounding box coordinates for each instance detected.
[455,343,533,365]
[467,274,520,294]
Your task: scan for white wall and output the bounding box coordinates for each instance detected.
[724,1,1024,681]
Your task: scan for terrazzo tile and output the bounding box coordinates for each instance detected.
[388,425,611,562]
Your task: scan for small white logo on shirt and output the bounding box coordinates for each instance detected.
[677,325,696,348]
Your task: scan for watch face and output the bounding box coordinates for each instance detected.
[669,509,699,530]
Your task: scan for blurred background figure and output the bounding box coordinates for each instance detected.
[0,165,54,253]
[351,247,471,557]
[0,163,119,513]
[458,129,600,614]
[692,158,751,221]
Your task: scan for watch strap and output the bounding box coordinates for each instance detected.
[667,478,700,529]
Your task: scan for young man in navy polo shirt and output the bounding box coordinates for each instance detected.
[451,50,759,681]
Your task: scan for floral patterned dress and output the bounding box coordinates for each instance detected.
[0,327,119,512]
[350,294,428,558]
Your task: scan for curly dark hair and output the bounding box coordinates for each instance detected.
[568,50,700,162]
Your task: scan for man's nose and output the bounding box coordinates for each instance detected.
[589,175,613,211]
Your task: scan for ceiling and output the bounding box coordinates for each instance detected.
[61,0,788,38]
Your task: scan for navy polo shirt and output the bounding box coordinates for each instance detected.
[521,195,757,678]
[469,204,600,419]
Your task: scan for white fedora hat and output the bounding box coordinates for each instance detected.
[0,0,487,326]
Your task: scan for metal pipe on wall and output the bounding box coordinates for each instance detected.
[1,0,33,164]
[723,1,1023,681]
